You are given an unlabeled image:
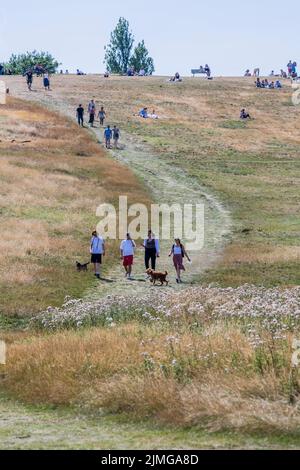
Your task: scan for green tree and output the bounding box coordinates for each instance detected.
[130,40,155,75]
[4,51,60,75]
[104,18,134,74]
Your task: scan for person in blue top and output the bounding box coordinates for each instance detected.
[139,107,148,118]
[104,125,112,149]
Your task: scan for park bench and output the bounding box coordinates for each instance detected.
[191,68,207,77]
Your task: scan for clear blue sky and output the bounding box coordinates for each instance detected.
[1,0,299,76]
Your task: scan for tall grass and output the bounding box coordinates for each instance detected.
[3,286,300,432]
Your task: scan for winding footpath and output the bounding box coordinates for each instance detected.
[6,75,231,298]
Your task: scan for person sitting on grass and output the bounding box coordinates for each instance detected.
[139,107,149,118]
[255,77,262,88]
[150,109,159,119]
[240,108,251,119]
[275,80,282,88]
[269,81,275,89]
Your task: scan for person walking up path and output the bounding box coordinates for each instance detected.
[88,100,96,127]
[43,72,51,91]
[25,70,33,91]
[104,125,112,149]
[113,126,120,149]
[142,230,160,271]
[120,233,136,280]
[90,230,105,279]
[169,238,191,284]
[76,104,84,127]
[98,107,106,126]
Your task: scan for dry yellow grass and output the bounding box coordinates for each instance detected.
[0,97,151,315]
[3,320,300,432]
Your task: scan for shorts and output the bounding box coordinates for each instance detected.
[91,254,102,264]
[123,255,133,267]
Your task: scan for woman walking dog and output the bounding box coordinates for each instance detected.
[169,239,191,283]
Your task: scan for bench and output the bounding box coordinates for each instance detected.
[191,68,207,77]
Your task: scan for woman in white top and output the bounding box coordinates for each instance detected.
[169,238,191,284]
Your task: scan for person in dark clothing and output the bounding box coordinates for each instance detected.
[142,230,160,271]
[76,104,84,126]
[240,108,251,119]
[25,70,33,90]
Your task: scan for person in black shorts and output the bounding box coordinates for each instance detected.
[76,104,84,126]
[90,230,105,279]
[25,70,33,91]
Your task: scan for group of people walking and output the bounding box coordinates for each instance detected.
[90,230,191,284]
[76,100,121,148]
[25,69,51,91]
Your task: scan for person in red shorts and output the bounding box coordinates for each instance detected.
[120,233,136,280]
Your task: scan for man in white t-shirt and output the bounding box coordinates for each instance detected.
[90,230,105,279]
[120,233,136,280]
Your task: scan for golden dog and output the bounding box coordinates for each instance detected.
[146,269,169,286]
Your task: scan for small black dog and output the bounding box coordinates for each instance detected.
[76,261,90,272]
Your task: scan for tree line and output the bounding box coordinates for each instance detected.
[0,18,154,76]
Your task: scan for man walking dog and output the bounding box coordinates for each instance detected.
[90,230,105,279]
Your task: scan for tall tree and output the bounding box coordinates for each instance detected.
[104,18,134,74]
[130,40,155,75]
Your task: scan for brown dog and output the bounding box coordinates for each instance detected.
[146,269,169,286]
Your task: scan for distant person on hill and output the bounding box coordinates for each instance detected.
[98,107,106,126]
[275,80,282,88]
[104,71,110,78]
[76,104,84,127]
[120,233,136,280]
[281,69,287,79]
[88,99,96,127]
[169,238,191,284]
[204,64,211,77]
[43,72,50,91]
[240,108,251,119]
[139,107,148,118]
[287,60,293,76]
[90,230,105,280]
[25,70,33,91]
[113,126,120,148]
[244,69,251,77]
[104,125,112,148]
[150,109,159,119]
[255,77,261,88]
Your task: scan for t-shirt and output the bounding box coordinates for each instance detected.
[173,244,183,255]
[104,128,112,138]
[90,236,104,254]
[77,107,84,116]
[120,239,136,257]
[113,128,120,139]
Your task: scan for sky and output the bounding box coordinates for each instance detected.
[1,0,299,76]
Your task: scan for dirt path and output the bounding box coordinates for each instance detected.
[6,75,231,298]
[0,395,215,450]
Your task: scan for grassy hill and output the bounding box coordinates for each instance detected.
[6,74,300,287]
[0,96,150,317]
